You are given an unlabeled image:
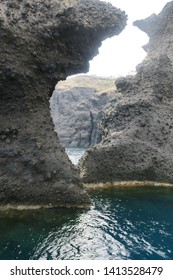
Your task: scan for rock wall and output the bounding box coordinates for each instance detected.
[0,0,127,207]
[50,76,121,147]
[79,2,173,186]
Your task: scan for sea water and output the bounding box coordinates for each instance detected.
[65,147,85,165]
[0,148,173,260]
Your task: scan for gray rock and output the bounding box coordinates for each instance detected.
[50,84,120,147]
[0,0,127,208]
[79,2,173,186]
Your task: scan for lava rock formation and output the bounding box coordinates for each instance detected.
[0,0,127,207]
[79,2,173,186]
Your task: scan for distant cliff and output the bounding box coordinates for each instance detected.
[0,0,127,208]
[50,75,121,147]
[79,2,173,186]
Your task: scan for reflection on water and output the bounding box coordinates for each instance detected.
[0,186,173,260]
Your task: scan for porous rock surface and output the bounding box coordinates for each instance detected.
[0,0,127,207]
[79,2,173,185]
[50,76,121,148]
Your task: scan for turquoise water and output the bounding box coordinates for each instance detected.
[0,186,173,260]
[0,149,173,260]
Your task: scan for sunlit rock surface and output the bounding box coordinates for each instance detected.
[79,2,173,185]
[0,0,127,207]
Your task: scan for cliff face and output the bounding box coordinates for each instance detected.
[50,76,121,148]
[79,2,173,186]
[0,0,127,207]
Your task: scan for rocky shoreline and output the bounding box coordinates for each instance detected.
[83,181,173,191]
[1,0,173,209]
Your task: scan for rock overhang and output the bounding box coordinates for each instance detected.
[0,0,127,208]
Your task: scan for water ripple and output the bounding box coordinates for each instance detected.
[1,186,173,260]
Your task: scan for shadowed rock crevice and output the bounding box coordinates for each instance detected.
[0,0,127,207]
[88,109,94,147]
[78,2,173,186]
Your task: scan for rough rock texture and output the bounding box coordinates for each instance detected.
[50,76,121,147]
[0,0,127,207]
[79,2,173,185]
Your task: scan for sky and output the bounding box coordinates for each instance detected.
[87,0,169,77]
